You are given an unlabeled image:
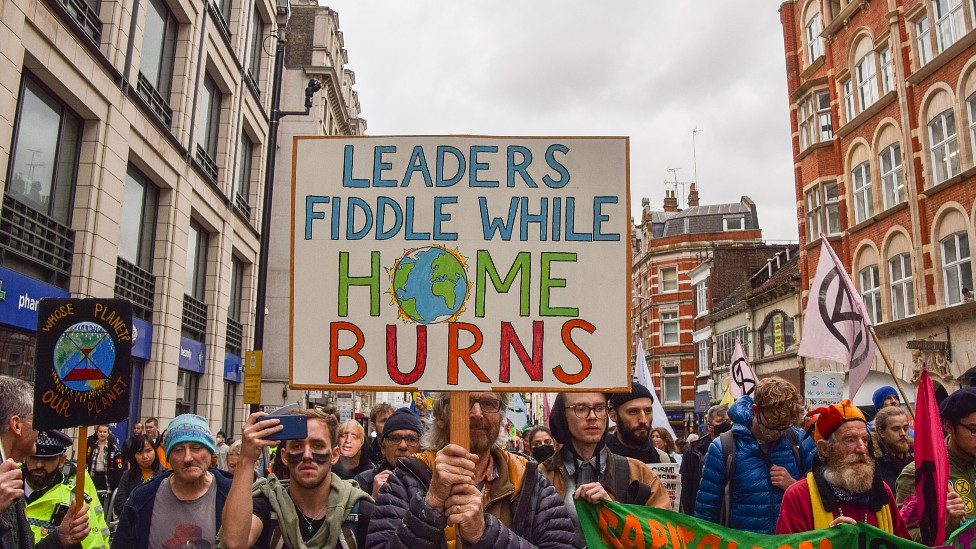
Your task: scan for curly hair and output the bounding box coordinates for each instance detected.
[753,376,804,423]
[874,405,909,432]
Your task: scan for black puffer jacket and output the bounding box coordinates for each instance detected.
[365,448,576,549]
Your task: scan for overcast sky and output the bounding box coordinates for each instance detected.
[321,2,799,242]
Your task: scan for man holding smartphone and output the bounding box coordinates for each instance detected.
[221,409,374,549]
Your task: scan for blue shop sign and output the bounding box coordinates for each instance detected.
[224,352,242,382]
[0,267,69,331]
[666,411,685,422]
[132,318,153,360]
[179,336,206,373]
[694,391,711,413]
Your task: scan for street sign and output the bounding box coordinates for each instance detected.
[243,350,262,404]
[290,136,632,392]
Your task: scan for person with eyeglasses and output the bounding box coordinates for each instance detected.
[541,392,670,547]
[896,387,974,542]
[355,408,421,499]
[695,376,815,534]
[366,392,574,549]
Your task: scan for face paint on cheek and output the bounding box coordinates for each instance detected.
[287,451,332,465]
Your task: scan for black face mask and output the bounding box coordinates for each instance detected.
[712,421,733,436]
[531,445,555,463]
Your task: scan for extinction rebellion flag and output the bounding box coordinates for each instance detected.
[33,298,133,430]
[728,337,757,399]
[798,237,875,399]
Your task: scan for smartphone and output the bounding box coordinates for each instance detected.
[266,414,308,441]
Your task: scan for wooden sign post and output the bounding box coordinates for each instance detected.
[33,298,133,518]
[289,136,633,447]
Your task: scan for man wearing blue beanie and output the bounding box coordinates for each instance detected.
[115,414,232,547]
[872,386,900,412]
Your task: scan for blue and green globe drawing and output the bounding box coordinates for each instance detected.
[389,246,470,324]
[53,322,114,392]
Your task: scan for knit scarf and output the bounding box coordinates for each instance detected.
[252,473,367,549]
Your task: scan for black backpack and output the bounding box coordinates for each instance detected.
[716,428,804,527]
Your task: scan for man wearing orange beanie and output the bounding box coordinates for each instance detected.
[776,399,910,538]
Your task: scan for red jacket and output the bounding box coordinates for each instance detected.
[777,475,911,539]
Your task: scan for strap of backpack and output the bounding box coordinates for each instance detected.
[512,460,538,532]
[786,429,805,476]
[609,454,630,503]
[718,430,736,527]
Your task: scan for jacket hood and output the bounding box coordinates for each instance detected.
[728,395,755,427]
[548,393,608,462]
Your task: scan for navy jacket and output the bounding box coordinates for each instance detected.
[112,468,232,548]
[694,396,815,534]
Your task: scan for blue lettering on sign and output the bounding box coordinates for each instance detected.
[0,267,69,331]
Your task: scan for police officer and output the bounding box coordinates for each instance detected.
[23,431,110,549]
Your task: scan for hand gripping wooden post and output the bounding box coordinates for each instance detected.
[450,392,470,450]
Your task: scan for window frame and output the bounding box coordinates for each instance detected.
[695,280,708,316]
[805,186,822,241]
[843,78,855,121]
[140,0,178,98]
[859,265,882,324]
[176,370,200,416]
[660,311,679,345]
[941,232,974,306]
[724,216,744,231]
[888,253,916,320]
[184,220,209,301]
[851,160,874,224]
[934,0,965,53]
[855,51,878,111]
[879,47,893,95]
[758,311,796,359]
[659,266,678,293]
[199,74,221,160]
[917,16,933,67]
[805,12,825,65]
[697,340,709,376]
[879,144,904,210]
[119,166,159,271]
[929,109,960,185]
[247,9,264,85]
[661,362,681,404]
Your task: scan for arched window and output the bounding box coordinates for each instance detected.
[759,311,796,358]
[927,92,960,185]
[803,2,825,66]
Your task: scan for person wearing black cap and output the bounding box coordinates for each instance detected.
[605,382,672,464]
[896,387,975,541]
[355,408,421,499]
[23,430,109,548]
[542,392,670,547]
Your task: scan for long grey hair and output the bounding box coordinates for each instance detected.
[421,392,512,451]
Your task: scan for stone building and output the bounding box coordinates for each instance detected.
[780,0,976,399]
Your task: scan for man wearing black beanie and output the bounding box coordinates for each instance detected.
[605,382,672,464]
[355,408,421,499]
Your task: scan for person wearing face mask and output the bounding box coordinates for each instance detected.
[679,405,730,515]
[695,377,815,534]
[525,426,557,463]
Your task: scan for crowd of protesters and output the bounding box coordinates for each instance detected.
[0,372,974,548]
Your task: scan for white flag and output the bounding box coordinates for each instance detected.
[634,340,676,438]
[798,237,875,398]
[728,338,757,399]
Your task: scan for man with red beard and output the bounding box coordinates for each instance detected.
[870,406,913,491]
[776,399,910,538]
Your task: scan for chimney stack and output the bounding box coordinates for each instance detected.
[663,190,679,212]
[688,182,700,208]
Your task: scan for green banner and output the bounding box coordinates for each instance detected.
[576,500,976,549]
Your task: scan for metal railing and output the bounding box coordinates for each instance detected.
[234,192,251,220]
[0,195,74,282]
[136,72,174,127]
[56,0,102,45]
[225,317,242,356]
[115,257,155,321]
[181,294,208,341]
[195,145,218,181]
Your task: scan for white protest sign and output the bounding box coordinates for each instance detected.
[804,371,847,409]
[647,463,681,512]
[291,136,631,391]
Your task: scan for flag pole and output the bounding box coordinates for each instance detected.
[870,328,915,418]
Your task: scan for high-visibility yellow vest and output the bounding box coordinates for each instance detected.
[806,472,893,533]
[24,470,110,549]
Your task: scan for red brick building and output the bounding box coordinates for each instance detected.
[780,0,976,400]
[632,186,762,434]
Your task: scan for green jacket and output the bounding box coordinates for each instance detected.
[895,438,976,542]
[24,470,109,549]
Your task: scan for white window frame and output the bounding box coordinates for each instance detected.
[879,48,893,94]
[843,78,856,121]
[823,182,841,236]
[929,109,960,185]
[662,362,681,404]
[859,265,882,324]
[941,232,974,305]
[660,266,678,293]
[695,281,708,316]
[917,16,933,67]
[856,52,878,111]
[967,92,976,162]
[851,161,874,224]
[805,12,824,65]
[879,144,904,209]
[661,311,679,345]
[934,0,965,53]
[806,187,822,241]
[816,91,833,142]
[724,216,744,231]
[697,341,709,376]
[888,253,916,320]
[799,94,815,150]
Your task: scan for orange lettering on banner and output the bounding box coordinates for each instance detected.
[598,507,624,549]
[553,319,595,384]
[646,519,668,549]
[619,514,645,549]
[41,390,70,417]
[665,523,681,548]
[695,534,722,549]
[676,525,696,547]
[330,322,367,383]
[447,323,490,385]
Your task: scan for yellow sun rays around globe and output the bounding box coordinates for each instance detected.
[386,244,472,324]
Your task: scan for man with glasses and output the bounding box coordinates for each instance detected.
[605,382,673,464]
[696,376,815,534]
[355,408,421,499]
[896,387,975,541]
[542,392,669,547]
[366,392,573,548]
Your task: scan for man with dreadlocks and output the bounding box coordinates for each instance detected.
[541,392,669,548]
[776,399,910,538]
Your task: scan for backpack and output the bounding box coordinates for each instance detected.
[601,454,652,505]
[716,428,804,527]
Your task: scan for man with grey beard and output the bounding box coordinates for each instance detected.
[776,399,910,539]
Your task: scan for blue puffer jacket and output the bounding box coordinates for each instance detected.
[694,396,815,534]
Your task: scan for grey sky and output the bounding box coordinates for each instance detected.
[321,2,799,242]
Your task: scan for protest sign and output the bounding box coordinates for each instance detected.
[647,463,681,512]
[804,371,846,409]
[576,499,976,549]
[33,298,133,430]
[290,136,631,392]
